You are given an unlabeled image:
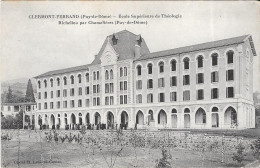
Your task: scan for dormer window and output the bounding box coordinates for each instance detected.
[137,35,142,46]
[112,34,118,45]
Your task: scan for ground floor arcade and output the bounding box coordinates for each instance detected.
[31,101,255,130]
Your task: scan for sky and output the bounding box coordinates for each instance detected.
[1,1,260,92]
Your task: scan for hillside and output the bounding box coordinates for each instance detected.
[1,78,37,103]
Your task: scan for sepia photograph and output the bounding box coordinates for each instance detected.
[1,1,260,167]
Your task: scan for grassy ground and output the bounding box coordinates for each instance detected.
[1,140,257,168]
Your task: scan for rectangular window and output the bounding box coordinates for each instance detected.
[63,89,67,97]
[85,99,90,107]
[78,87,82,96]
[97,71,100,80]
[93,85,97,93]
[197,73,204,84]
[44,103,47,109]
[158,93,165,102]
[137,80,142,89]
[105,96,109,105]
[110,96,114,105]
[124,95,127,104]
[97,85,100,93]
[110,83,114,93]
[226,87,234,98]
[120,95,123,104]
[183,75,190,85]
[211,88,218,99]
[120,82,123,91]
[197,89,204,100]
[38,103,41,110]
[85,87,90,95]
[170,92,177,101]
[226,70,234,81]
[124,67,127,76]
[97,97,100,106]
[124,81,127,90]
[50,91,53,98]
[105,83,109,93]
[50,102,54,109]
[70,100,75,108]
[70,88,75,96]
[93,72,96,80]
[147,79,153,89]
[211,71,219,83]
[170,76,177,86]
[93,98,97,106]
[147,93,153,103]
[57,101,60,109]
[183,90,190,101]
[38,92,41,99]
[44,92,47,99]
[158,78,165,88]
[78,99,82,107]
[56,90,60,97]
[63,101,67,108]
[136,94,142,103]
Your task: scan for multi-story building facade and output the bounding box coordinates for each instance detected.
[34,30,257,129]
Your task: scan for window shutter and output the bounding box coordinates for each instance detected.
[226,71,228,81]
[162,78,165,87]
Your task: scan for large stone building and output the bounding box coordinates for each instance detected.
[34,30,257,130]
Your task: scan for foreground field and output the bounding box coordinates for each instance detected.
[1,140,257,168]
[1,129,260,168]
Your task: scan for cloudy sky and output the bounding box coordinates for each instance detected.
[1,1,259,91]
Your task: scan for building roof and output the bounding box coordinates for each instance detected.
[34,64,90,78]
[35,30,150,78]
[91,30,150,65]
[136,35,250,61]
[34,32,253,78]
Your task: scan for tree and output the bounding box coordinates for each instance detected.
[25,79,35,102]
[6,86,14,103]
[15,109,24,129]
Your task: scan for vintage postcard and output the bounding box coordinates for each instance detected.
[1,1,260,168]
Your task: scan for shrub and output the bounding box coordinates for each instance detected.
[1,134,11,140]
[251,138,260,160]
[155,146,172,168]
[45,131,53,142]
[42,124,47,130]
[60,135,67,143]
[65,125,69,130]
[56,124,60,130]
[232,143,245,164]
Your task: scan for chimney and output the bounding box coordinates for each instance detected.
[135,44,141,58]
